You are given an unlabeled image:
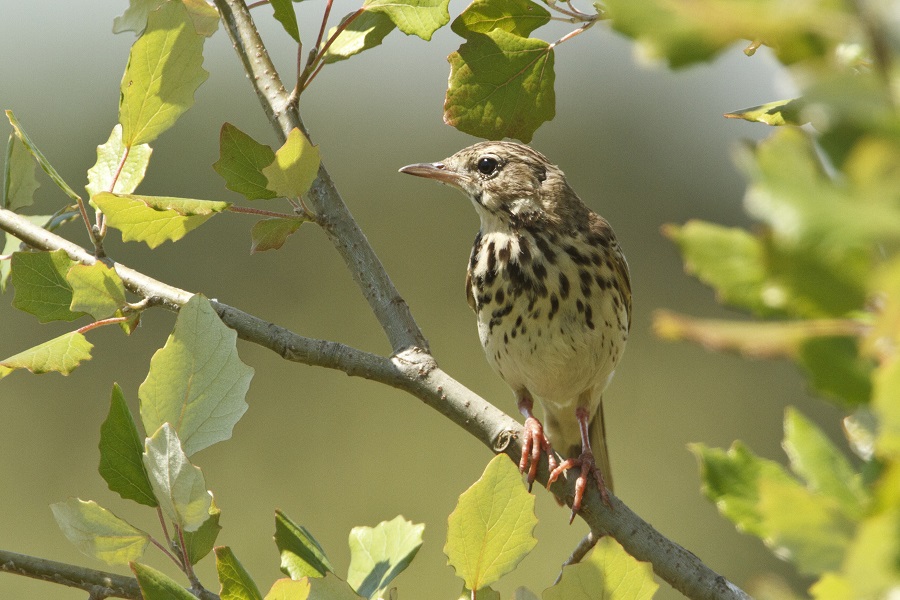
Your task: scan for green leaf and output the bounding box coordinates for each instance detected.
[139,295,253,455]
[216,546,264,600]
[182,496,221,565]
[86,124,152,199]
[261,128,320,199]
[50,498,149,565]
[114,0,220,37]
[307,574,363,599]
[143,423,212,532]
[93,192,230,248]
[0,331,93,380]
[213,123,277,200]
[459,584,499,600]
[250,218,305,253]
[11,250,84,322]
[783,408,868,520]
[275,509,333,579]
[67,262,128,320]
[5,110,81,203]
[321,11,396,65]
[265,579,311,600]
[271,0,300,42]
[99,383,158,507]
[1,214,56,293]
[4,133,40,211]
[444,29,554,143]
[132,562,197,600]
[444,454,537,591]
[363,0,449,40]
[725,98,807,127]
[347,516,424,599]
[797,337,873,408]
[119,0,209,146]
[872,356,900,460]
[451,0,549,38]
[544,536,658,600]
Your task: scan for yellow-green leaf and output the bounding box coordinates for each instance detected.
[50,498,149,565]
[67,262,128,320]
[544,536,658,600]
[11,249,85,322]
[5,110,80,203]
[4,133,40,211]
[261,128,320,199]
[725,98,807,127]
[444,454,537,591]
[114,0,219,37]
[216,546,264,600]
[93,192,230,248]
[872,355,900,460]
[363,0,449,41]
[275,509,333,579]
[86,124,152,199]
[181,496,221,565]
[250,217,305,253]
[132,562,197,600]
[265,579,311,600]
[347,516,424,599]
[0,331,93,380]
[321,11,396,65]
[139,295,253,455]
[451,0,549,38]
[119,0,209,146]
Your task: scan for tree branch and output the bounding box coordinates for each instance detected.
[0,549,142,599]
[0,206,750,600]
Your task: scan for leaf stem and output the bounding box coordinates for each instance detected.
[75,316,131,335]
[246,0,269,8]
[226,205,300,219]
[147,534,184,568]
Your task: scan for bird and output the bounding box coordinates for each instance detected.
[400,141,631,520]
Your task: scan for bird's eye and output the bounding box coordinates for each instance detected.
[477,156,499,175]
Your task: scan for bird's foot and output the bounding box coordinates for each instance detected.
[520,416,557,491]
[547,449,611,524]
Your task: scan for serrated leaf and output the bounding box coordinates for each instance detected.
[4,133,40,211]
[544,536,658,600]
[11,249,84,322]
[213,123,277,200]
[451,0,549,38]
[132,562,197,600]
[308,574,363,599]
[5,110,81,203]
[347,516,424,599]
[266,579,311,600]
[250,217,305,253]
[321,11,396,65]
[50,498,149,565]
[444,454,537,591]
[143,423,212,531]
[261,129,320,199]
[783,407,868,520]
[217,546,264,600]
[725,98,807,127]
[99,383,158,507]
[86,124,152,199]
[67,262,128,320]
[119,0,209,146]
[181,496,221,565]
[114,0,220,37]
[271,0,300,42]
[0,331,93,380]
[139,295,253,455]
[275,509,333,579]
[363,0,449,40]
[444,29,554,143]
[93,192,230,248]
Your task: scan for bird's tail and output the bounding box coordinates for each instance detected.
[588,398,613,493]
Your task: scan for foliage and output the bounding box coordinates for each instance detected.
[2,0,899,598]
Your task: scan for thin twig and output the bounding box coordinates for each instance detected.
[226,205,300,219]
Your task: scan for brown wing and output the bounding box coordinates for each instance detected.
[587,212,632,331]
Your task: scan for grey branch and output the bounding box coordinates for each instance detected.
[0,549,141,599]
[0,0,751,598]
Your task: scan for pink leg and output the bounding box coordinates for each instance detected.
[517,390,557,490]
[547,406,611,523]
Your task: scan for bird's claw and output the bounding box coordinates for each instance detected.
[547,449,611,523]
[520,416,557,491]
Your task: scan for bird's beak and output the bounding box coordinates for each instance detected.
[399,162,468,188]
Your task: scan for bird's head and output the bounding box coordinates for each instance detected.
[400,141,581,231]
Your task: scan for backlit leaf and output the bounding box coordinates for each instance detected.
[0,331,93,379]
[363,0,449,40]
[114,0,219,37]
[181,496,221,565]
[67,262,128,320]
[132,562,197,600]
[872,356,900,460]
[217,546,264,600]
[99,383,158,507]
[544,536,658,600]
[86,124,152,199]
[725,98,807,127]
[93,192,230,248]
[347,516,424,599]
[143,423,212,531]
[321,11,396,65]
[266,579,311,600]
[451,0,549,38]
[444,454,537,591]
[5,110,80,203]
[213,123,277,200]
[275,509,333,579]
[261,128,320,199]
[11,249,84,322]
[119,0,209,146]
[4,133,39,211]
[308,574,362,599]
[445,29,554,143]
[250,217,305,253]
[139,294,253,455]
[50,498,149,565]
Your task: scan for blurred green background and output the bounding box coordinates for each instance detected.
[0,2,846,598]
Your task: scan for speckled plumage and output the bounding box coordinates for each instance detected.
[401,141,630,516]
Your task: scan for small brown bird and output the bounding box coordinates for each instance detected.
[400,141,630,519]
